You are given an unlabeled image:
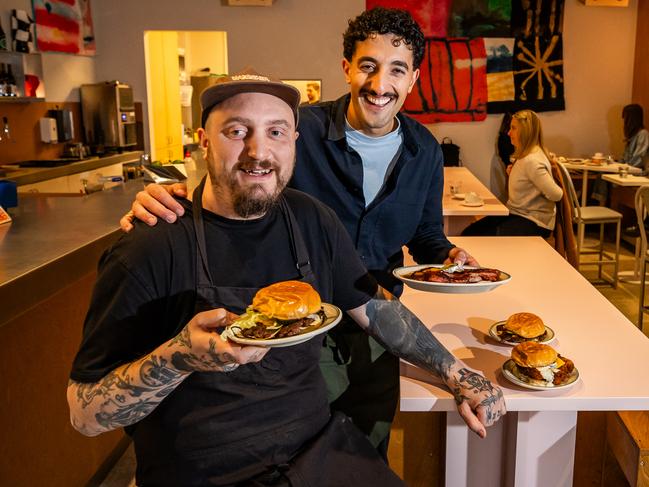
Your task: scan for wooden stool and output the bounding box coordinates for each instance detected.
[605,411,649,486]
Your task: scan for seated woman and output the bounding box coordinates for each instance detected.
[462,109,563,238]
[621,104,649,170]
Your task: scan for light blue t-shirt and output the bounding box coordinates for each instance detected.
[345,118,403,206]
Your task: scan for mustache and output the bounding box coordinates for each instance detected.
[236,159,274,171]
[360,88,398,99]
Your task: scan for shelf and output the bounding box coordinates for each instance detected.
[0,96,45,104]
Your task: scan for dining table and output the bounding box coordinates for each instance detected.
[398,236,649,487]
[443,167,509,235]
[560,159,641,207]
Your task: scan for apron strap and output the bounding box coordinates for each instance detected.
[279,196,313,280]
[192,176,215,287]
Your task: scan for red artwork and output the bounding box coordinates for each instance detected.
[33,0,95,55]
[365,0,451,37]
[404,38,487,123]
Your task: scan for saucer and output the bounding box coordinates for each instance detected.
[461,200,484,207]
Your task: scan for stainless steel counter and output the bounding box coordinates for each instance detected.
[0,180,145,327]
[0,151,143,186]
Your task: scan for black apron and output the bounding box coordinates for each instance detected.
[133,178,404,487]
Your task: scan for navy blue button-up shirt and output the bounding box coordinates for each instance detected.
[290,95,453,296]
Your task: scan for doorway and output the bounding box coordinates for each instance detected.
[143,30,228,162]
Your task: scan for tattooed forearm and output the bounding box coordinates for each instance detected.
[363,288,457,381]
[68,354,188,436]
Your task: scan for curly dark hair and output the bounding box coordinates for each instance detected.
[343,7,425,70]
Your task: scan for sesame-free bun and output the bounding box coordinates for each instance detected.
[252,280,322,320]
[505,312,546,338]
[511,342,558,368]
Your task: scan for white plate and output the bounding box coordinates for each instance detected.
[488,321,555,345]
[393,264,512,294]
[501,359,579,390]
[222,303,342,348]
[461,200,484,207]
[452,193,466,200]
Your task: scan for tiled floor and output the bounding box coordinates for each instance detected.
[99,237,645,487]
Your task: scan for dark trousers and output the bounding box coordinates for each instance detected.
[461,214,551,238]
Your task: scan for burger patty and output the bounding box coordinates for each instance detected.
[517,356,575,385]
[239,309,326,339]
[406,267,502,283]
[496,324,547,343]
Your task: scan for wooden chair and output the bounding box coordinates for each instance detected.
[634,186,649,329]
[557,162,622,287]
[605,411,649,487]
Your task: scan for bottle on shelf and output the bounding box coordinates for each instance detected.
[6,64,17,96]
[0,63,7,96]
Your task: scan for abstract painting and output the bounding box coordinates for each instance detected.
[448,0,511,38]
[485,38,515,111]
[33,0,96,55]
[403,38,487,123]
[511,0,564,38]
[366,0,452,37]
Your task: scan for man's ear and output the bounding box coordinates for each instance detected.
[198,128,208,149]
[342,58,352,84]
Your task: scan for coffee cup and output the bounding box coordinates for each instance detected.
[464,192,482,205]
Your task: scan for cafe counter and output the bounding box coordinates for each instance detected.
[0,180,147,487]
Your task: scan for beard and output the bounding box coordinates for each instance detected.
[206,151,292,218]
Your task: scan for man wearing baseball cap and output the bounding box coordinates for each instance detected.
[68,70,504,485]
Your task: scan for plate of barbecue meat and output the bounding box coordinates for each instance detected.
[393,264,511,294]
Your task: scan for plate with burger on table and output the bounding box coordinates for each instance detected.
[489,312,555,345]
[222,281,342,348]
[393,263,511,294]
[502,342,579,390]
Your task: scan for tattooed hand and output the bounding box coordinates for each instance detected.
[447,365,506,438]
[169,308,269,373]
[67,308,268,437]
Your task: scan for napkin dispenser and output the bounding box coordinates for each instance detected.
[49,109,75,142]
[39,118,58,143]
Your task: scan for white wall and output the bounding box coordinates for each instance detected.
[2,0,638,189]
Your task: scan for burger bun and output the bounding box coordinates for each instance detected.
[505,312,546,339]
[252,280,322,320]
[511,342,558,368]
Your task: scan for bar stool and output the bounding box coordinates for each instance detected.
[557,163,622,287]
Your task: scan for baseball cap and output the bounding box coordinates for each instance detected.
[200,67,301,127]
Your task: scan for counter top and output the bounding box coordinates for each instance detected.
[0,151,143,186]
[0,180,145,326]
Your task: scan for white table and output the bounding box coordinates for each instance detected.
[602,173,649,187]
[602,174,649,283]
[443,167,509,235]
[561,160,641,207]
[399,236,649,487]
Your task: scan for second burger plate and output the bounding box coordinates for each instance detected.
[222,303,342,348]
[488,321,555,345]
[501,359,580,390]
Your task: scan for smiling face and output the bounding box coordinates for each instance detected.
[198,92,298,219]
[343,33,420,137]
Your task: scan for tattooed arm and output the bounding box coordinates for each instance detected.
[67,308,268,437]
[347,288,506,438]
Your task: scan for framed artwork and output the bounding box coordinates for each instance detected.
[33,0,96,55]
[282,79,322,106]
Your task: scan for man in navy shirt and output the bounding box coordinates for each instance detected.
[122,8,478,456]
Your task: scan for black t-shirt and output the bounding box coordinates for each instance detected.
[71,188,376,382]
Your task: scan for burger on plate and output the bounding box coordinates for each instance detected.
[229,281,326,340]
[497,312,548,343]
[509,342,575,387]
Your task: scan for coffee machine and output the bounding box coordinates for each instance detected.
[80,81,137,152]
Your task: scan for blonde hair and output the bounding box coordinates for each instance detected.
[511,110,549,159]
